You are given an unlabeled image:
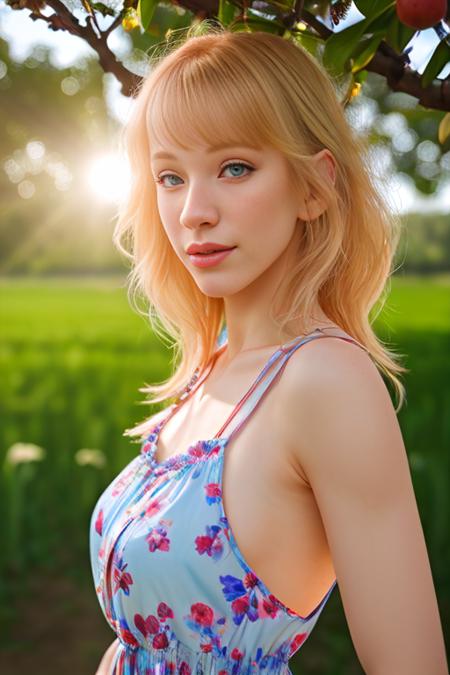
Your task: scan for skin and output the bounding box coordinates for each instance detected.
[97,135,448,673]
[280,341,449,674]
[150,131,337,357]
[95,637,119,674]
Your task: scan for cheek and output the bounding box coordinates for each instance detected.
[232,178,297,252]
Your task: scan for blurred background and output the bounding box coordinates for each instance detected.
[0,1,449,673]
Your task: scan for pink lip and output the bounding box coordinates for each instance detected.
[188,247,236,268]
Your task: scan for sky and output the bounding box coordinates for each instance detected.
[1,2,449,214]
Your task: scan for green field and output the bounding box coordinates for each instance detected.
[0,275,449,675]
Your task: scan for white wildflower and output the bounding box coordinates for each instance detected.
[5,443,46,465]
[75,448,106,469]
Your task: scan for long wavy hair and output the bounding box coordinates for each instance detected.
[113,21,408,441]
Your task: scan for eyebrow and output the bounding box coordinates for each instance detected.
[151,143,260,161]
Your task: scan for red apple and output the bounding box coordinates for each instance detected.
[396,0,447,29]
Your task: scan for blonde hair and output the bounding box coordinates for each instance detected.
[113,21,408,440]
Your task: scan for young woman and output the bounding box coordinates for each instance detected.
[89,23,448,675]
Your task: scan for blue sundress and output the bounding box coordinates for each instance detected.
[89,327,367,674]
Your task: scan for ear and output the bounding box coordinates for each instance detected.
[297,149,337,221]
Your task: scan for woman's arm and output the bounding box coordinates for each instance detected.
[94,637,120,675]
[280,339,448,675]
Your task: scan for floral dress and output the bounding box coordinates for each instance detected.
[90,328,366,674]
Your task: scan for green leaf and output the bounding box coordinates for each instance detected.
[323,20,366,77]
[364,5,395,33]
[421,40,450,89]
[385,13,416,52]
[90,2,115,17]
[137,0,158,32]
[323,3,395,78]
[230,10,284,34]
[294,30,324,59]
[353,0,394,20]
[351,33,384,72]
[218,0,236,27]
[354,69,368,84]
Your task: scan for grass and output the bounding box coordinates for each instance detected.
[0,274,448,675]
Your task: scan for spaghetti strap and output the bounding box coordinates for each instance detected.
[153,341,229,435]
[150,326,368,445]
[216,327,368,444]
[90,329,358,675]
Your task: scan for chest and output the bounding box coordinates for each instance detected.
[155,362,292,508]
[154,371,335,619]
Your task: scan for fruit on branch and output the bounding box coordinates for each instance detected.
[396,0,447,29]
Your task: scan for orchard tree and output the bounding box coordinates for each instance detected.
[4,0,450,144]
[5,3,450,94]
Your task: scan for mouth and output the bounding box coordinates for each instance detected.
[188,247,237,267]
[193,247,236,255]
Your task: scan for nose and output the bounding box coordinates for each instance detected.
[179,181,219,230]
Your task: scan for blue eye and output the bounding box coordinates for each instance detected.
[155,161,254,188]
[156,174,182,187]
[221,161,254,178]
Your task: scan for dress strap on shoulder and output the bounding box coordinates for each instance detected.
[216,327,368,444]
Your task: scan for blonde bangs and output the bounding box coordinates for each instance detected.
[147,55,276,154]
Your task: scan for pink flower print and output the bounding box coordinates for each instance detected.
[195,524,224,560]
[191,602,214,627]
[204,482,221,505]
[179,661,192,675]
[152,631,169,650]
[122,628,139,647]
[243,572,259,590]
[145,521,171,553]
[157,601,174,620]
[134,613,160,637]
[230,647,244,661]
[141,439,152,456]
[243,572,280,620]
[288,632,308,656]
[200,643,213,653]
[220,573,263,624]
[95,508,103,535]
[134,605,175,651]
[113,555,133,595]
[188,441,210,461]
[144,497,163,518]
[260,594,280,618]
[231,594,250,617]
[111,468,135,497]
[210,441,223,458]
[184,603,227,650]
[118,619,140,648]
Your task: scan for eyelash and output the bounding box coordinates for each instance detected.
[154,161,255,187]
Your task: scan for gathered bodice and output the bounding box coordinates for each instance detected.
[89,327,367,674]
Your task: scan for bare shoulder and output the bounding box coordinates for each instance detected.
[278,334,397,490]
[276,336,448,673]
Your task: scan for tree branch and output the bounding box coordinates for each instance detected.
[369,40,450,111]
[44,0,141,96]
[20,0,450,108]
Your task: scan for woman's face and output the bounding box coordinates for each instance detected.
[150,133,324,299]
